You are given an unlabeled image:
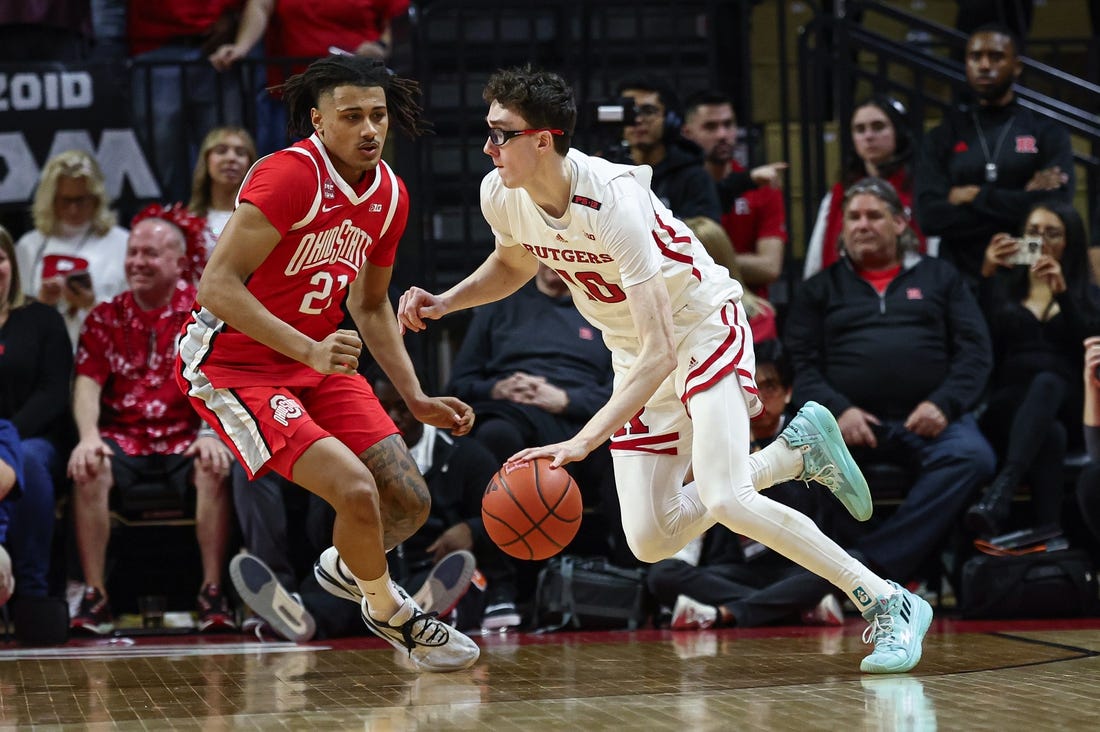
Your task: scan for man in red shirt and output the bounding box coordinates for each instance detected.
[68,213,236,635]
[680,91,788,299]
[177,56,479,672]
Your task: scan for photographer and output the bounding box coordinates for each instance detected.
[967,201,1100,537]
[613,76,721,223]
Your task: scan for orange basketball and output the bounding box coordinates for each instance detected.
[482,458,583,561]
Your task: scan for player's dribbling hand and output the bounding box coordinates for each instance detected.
[408,395,476,436]
[396,287,447,333]
[308,329,362,375]
[509,439,590,469]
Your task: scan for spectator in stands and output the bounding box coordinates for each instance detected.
[915,23,1074,284]
[15,150,129,347]
[805,95,925,280]
[0,420,23,608]
[208,0,410,155]
[0,224,73,604]
[68,209,235,635]
[1076,335,1100,547]
[187,126,258,260]
[650,340,847,630]
[966,201,1100,536]
[448,263,631,565]
[615,76,722,224]
[614,78,760,293]
[129,1,247,201]
[0,1,93,63]
[680,90,787,299]
[785,177,997,584]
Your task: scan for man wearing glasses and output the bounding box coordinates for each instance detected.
[612,76,722,225]
[399,66,934,674]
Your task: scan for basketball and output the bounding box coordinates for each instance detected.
[482,458,583,561]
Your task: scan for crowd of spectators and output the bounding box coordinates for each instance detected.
[1,7,1099,641]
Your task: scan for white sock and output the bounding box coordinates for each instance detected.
[356,570,405,621]
[748,439,805,490]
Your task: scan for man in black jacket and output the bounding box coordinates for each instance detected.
[785,177,997,584]
[915,23,1074,283]
[615,76,722,223]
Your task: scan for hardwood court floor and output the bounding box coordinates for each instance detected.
[2,617,1099,730]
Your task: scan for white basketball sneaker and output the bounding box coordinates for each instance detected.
[314,546,362,602]
[361,596,480,672]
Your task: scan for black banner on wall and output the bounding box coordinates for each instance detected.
[0,62,161,213]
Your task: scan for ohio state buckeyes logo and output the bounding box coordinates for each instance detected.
[269,395,304,426]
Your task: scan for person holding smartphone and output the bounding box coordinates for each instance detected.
[14,150,129,347]
[967,201,1100,536]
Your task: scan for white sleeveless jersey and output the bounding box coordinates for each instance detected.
[480,149,741,354]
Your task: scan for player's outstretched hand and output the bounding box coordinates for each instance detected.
[397,287,447,333]
[509,439,591,469]
[408,395,476,436]
[308,329,362,375]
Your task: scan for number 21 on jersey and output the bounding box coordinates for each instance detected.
[299,271,350,315]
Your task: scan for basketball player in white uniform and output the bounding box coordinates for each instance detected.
[398,66,932,674]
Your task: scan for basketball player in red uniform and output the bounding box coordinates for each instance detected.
[176,56,479,671]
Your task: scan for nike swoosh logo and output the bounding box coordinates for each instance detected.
[322,203,342,212]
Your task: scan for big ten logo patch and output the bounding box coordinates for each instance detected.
[269,394,304,426]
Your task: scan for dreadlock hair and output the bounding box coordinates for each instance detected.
[280,56,430,140]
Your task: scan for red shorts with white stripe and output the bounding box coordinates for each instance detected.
[609,300,759,457]
[177,368,398,480]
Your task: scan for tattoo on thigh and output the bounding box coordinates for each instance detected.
[362,435,430,548]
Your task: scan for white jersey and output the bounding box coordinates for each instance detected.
[480,148,741,355]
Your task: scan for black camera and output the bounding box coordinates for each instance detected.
[588,97,638,163]
[592,97,639,127]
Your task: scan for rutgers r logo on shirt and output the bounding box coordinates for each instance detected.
[1015,136,1038,154]
[270,394,303,426]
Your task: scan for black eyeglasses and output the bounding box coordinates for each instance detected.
[487,128,564,146]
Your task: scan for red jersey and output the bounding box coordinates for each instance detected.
[720,163,787,298]
[77,282,200,456]
[180,134,408,389]
[264,0,410,88]
[128,0,241,55]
